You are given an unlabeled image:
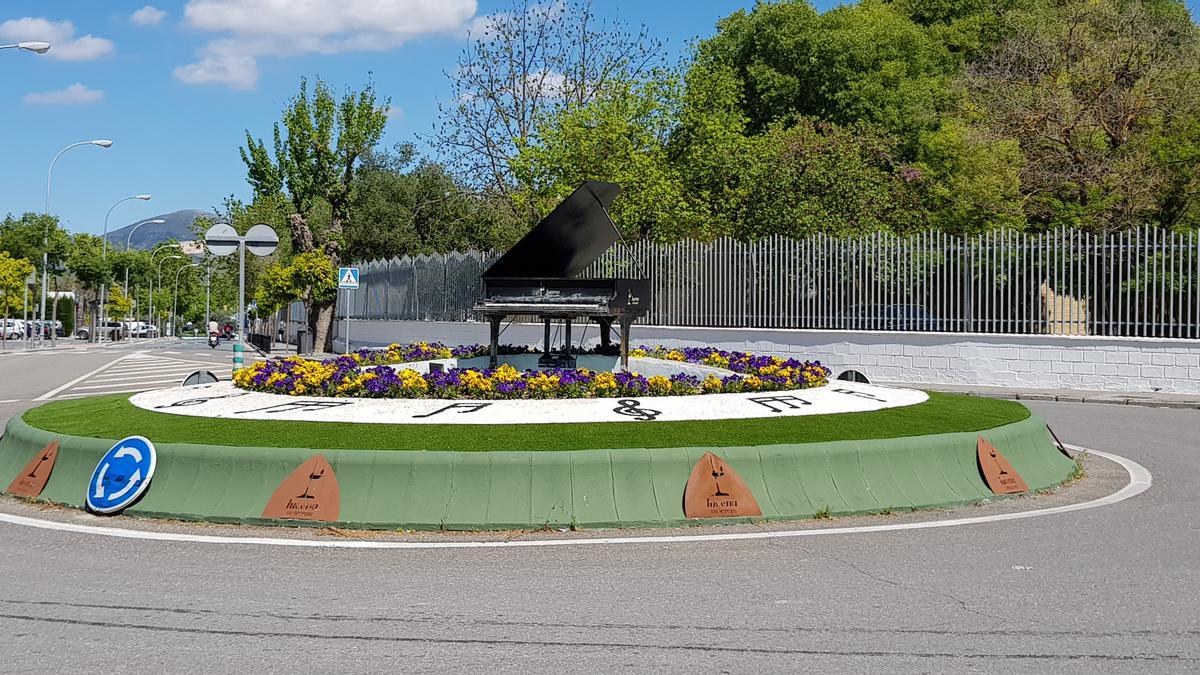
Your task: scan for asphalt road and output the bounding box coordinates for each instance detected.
[0,342,1197,672]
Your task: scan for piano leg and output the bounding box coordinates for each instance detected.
[543,320,551,358]
[488,315,502,369]
[564,319,572,357]
[619,317,633,370]
[596,317,613,349]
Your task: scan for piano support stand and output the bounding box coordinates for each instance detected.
[597,317,613,349]
[488,316,502,369]
[619,317,633,370]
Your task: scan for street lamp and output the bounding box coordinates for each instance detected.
[172,263,202,338]
[146,245,181,332]
[154,253,183,337]
[124,219,166,294]
[1,42,52,54]
[42,139,113,347]
[99,195,152,343]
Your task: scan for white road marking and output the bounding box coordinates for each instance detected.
[0,447,1150,550]
[0,399,20,404]
[88,368,230,383]
[35,353,135,401]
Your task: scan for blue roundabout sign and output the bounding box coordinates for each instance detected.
[86,436,157,515]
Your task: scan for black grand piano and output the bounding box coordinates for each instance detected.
[474,181,651,370]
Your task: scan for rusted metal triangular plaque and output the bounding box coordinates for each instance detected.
[6,439,59,498]
[261,454,341,522]
[977,436,1028,494]
[683,451,762,518]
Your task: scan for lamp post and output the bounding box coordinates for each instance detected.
[172,263,202,339]
[146,245,181,336]
[124,219,166,294]
[99,195,152,343]
[43,139,113,347]
[0,42,51,54]
[154,254,183,337]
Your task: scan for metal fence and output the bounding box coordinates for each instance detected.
[347,226,1200,338]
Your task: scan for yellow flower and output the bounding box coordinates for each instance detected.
[460,370,493,392]
[630,348,647,358]
[664,350,685,362]
[703,353,729,368]
[492,364,521,382]
[702,375,722,392]
[398,369,429,391]
[527,372,561,393]
[647,375,672,393]
[592,372,618,393]
[743,375,762,390]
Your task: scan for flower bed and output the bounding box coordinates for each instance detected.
[233,342,831,399]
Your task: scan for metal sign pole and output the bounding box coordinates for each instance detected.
[204,266,210,332]
[344,288,350,355]
[235,241,245,371]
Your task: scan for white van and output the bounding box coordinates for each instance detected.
[1,319,26,340]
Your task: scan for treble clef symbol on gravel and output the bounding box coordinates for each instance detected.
[613,399,661,421]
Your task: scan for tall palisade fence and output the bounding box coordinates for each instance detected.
[347,226,1200,339]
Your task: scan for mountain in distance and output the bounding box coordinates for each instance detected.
[105,209,216,250]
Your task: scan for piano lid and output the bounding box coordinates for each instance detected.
[482,181,621,279]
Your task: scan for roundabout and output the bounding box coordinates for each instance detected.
[0,344,1077,531]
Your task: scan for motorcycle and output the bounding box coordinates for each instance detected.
[208,331,220,349]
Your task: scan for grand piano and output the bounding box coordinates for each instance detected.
[474,181,651,370]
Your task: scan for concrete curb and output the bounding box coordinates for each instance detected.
[0,413,1075,530]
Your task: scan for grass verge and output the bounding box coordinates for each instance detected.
[21,392,1029,452]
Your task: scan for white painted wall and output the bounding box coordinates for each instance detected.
[331,320,1200,394]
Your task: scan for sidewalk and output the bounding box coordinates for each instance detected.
[0,336,173,354]
[894,382,1200,410]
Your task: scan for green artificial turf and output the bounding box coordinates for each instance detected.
[20,391,1030,452]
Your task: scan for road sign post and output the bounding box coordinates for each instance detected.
[338,267,360,355]
[204,222,278,370]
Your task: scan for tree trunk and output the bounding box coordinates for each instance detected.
[312,300,336,353]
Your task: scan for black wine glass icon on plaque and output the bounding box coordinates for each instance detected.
[295,461,325,501]
[28,449,53,478]
[976,436,1029,494]
[709,455,730,497]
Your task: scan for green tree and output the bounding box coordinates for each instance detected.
[960,0,1200,230]
[240,77,388,350]
[254,252,336,322]
[0,252,36,342]
[695,0,957,154]
[734,119,930,238]
[66,234,110,335]
[0,213,71,297]
[512,76,706,240]
[917,119,1026,233]
[434,0,664,215]
[105,283,133,321]
[348,144,524,259]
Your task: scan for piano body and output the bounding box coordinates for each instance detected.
[473,181,650,369]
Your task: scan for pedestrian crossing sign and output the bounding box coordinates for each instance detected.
[338,267,360,289]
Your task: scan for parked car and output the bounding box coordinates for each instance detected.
[128,321,159,338]
[1,319,24,341]
[76,321,127,341]
[843,304,943,331]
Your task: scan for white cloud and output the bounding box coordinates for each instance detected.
[175,0,477,90]
[130,5,168,26]
[22,83,104,105]
[173,39,258,90]
[0,17,114,61]
[385,105,404,121]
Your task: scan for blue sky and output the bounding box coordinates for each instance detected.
[0,1,1195,236]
